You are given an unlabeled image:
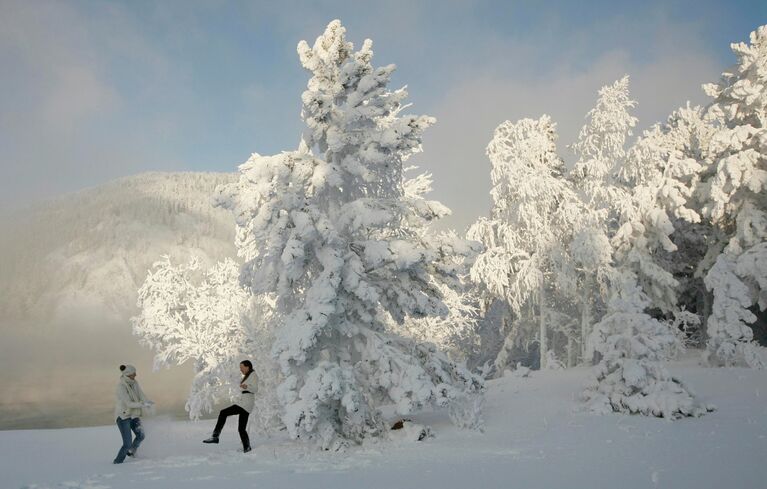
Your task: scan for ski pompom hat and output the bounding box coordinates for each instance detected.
[120,364,137,376]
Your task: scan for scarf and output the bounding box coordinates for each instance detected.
[241,370,252,385]
[123,376,142,403]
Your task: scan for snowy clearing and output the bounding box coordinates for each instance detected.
[3,356,765,489]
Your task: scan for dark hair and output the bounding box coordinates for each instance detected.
[240,360,254,381]
[119,365,126,371]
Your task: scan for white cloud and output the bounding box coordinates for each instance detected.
[411,26,722,233]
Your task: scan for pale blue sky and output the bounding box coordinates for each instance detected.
[1,0,765,229]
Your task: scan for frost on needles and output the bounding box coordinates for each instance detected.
[214,20,484,450]
[698,26,767,369]
[583,275,713,419]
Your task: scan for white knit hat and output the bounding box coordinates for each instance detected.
[121,364,137,376]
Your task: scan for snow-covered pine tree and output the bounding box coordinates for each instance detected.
[468,115,578,371]
[621,105,707,226]
[132,256,281,430]
[570,76,637,218]
[624,105,715,344]
[216,20,483,449]
[567,76,638,361]
[614,104,709,316]
[619,105,716,346]
[696,25,767,368]
[583,272,711,418]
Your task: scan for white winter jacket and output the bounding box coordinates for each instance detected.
[236,372,258,413]
[115,376,150,420]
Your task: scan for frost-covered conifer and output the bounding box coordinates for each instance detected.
[568,77,638,360]
[570,76,636,216]
[583,273,711,418]
[216,21,483,449]
[703,249,766,368]
[614,106,707,314]
[697,26,767,368]
[621,105,708,225]
[469,115,578,371]
[622,106,714,340]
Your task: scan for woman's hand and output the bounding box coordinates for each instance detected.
[240,383,247,389]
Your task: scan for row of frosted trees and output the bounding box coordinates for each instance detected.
[132,22,766,448]
[470,29,766,368]
[469,26,766,416]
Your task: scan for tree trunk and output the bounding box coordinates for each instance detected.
[580,274,592,364]
[699,281,711,349]
[539,282,548,370]
[567,335,576,368]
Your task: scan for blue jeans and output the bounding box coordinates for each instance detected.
[114,417,145,464]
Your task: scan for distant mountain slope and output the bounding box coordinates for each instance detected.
[0,171,238,321]
[0,172,238,427]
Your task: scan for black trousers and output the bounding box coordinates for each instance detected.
[213,404,250,448]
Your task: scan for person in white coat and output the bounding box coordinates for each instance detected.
[113,364,153,464]
[203,360,257,452]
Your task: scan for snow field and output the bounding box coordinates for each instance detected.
[4,358,765,489]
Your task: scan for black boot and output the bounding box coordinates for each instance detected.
[240,430,251,453]
[202,434,220,444]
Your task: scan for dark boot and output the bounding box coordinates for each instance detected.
[237,410,250,453]
[239,428,250,453]
[202,434,220,444]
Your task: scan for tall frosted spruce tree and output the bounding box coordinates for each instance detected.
[698,25,767,368]
[620,104,712,341]
[215,21,483,450]
[568,76,637,362]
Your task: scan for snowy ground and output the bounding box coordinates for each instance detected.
[3,356,766,489]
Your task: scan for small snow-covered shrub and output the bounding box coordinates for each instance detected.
[583,276,712,419]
